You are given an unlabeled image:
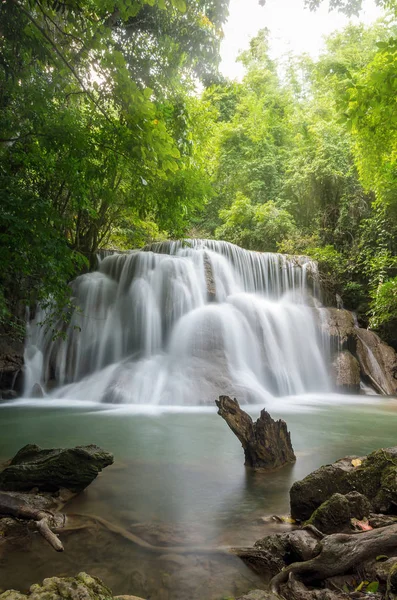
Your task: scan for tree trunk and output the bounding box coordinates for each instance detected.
[215,396,296,470]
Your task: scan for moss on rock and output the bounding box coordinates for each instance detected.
[0,573,113,600]
[290,446,397,521]
[0,444,114,493]
[306,492,372,534]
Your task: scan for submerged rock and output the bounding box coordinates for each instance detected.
[216,396,295,471]
[356,328,397,395]
[332,350,360,393]
[0,444,114,492]
[290,446,397,521]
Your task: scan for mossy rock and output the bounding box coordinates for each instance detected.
[387,562,397,599]
[0,573,113,600]
[0,444,114,492]
[306,492,372,534]
[290,446,397,521]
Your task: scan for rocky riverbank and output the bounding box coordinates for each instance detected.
[235,446,397,599]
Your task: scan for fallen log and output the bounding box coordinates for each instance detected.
[0,491,64,551]
[270,524,397,595]
[216,396,295,470]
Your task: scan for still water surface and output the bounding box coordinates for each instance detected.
[0,395,396,599]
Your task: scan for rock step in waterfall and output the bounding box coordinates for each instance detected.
[21,239,397,403]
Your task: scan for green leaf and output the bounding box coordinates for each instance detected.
[366,581,379,593]
[376,555,389,561]
[172,0,186,12]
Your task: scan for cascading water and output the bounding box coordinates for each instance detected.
[24,240,330,404]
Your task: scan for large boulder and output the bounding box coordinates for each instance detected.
[0,444,113,492]
[332,350,360,393]
[290,446,397,521]
[356,328,397,395]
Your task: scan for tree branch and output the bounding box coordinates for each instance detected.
[12,0,116,129]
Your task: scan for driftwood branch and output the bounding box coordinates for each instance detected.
[0,492,64,552]
[271,524,397,595]
[216,396,296,470]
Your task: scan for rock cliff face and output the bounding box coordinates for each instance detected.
[314,308,397,395]
[0,329,24,398]
[332,350,360,393]
[356,328,397,395]
[315,308,357,353]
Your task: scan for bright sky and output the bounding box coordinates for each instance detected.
[220,0,383,80]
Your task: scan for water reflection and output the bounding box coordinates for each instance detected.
[0,398,396,598]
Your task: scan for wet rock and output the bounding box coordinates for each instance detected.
[332,350,360,393]
[0,573,113,600]
[31,384,44,399]
[0,390,18,400]
[315,308,356,353]
[216,396,295,471]
[0,444,114,492]
[369,514,397,529]
[307,491,372,534]
[203,252,216,302]
[356,328,397,395]
[290,446,397,521]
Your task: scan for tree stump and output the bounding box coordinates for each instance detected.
[215,396,296,471]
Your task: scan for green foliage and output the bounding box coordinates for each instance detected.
[196,19,397,339]
[215,194,296,252]
[370,278,397,329]
[0,0,229,330]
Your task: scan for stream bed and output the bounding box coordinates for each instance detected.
[1,394,397,599]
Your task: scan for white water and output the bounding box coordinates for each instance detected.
[24,240,330,404]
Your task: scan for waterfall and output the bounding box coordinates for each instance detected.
[24,240,330,404]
